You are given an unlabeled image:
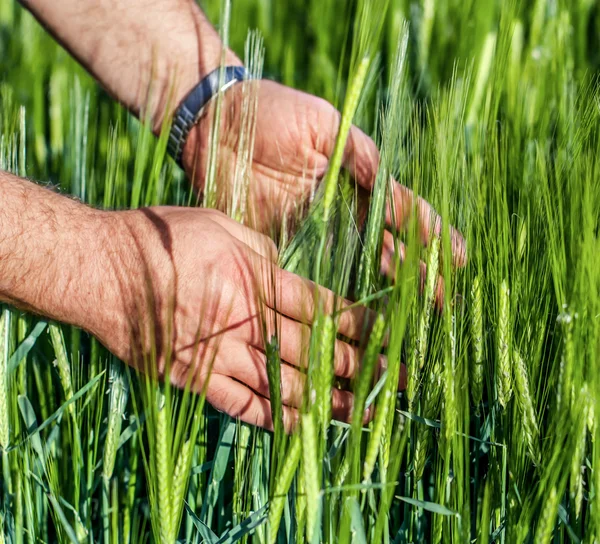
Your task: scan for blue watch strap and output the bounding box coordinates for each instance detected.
[167,65,250,166]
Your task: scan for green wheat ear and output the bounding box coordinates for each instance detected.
[171,437,194,536]
[268,435,301,544]
[316,315,335,438]
[513,350,540,464]
[301,412,320,541]
[470,275,484,407]
[534,487,559,544]
[49,324,75,414]
[156,401,172,543]
[570,384,590,519]
[497,279,512,409]
[103,360,129,481]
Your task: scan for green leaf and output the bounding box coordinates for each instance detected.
[201,416,237,521]
[8,320,47,373]
[217,504,268,544]
[185,502,218,544]
[17,395,45,464]
[347,497,367,544]
[8,371,105,451]
[395,496,459,517]
[47,494,82,544]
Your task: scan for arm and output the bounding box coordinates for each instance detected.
[19,0,241,132]
[0,170,119,339]
[0,171,380,429]
[20,0,466,266]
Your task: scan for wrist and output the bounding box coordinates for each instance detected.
[22,0,242,135]
[179,71,249,184]
[93,207,177,364]
[44,207,126,343]
[150,5,244,133]
[0,175,119,340]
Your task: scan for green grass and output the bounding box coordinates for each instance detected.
[2,0,600,542]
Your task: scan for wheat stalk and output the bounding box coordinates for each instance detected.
[0,312,9,451]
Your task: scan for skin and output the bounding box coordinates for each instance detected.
[3,0,465,430]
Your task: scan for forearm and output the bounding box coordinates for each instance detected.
[19,0,241,131]
[0,171,116,335]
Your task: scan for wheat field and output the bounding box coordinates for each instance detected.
[1,0,600,542]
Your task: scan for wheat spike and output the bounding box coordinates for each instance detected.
[513,351,540,464]
[268,434,301,544]
[317,315,335,437]
[406,345,420,411]
[417,236,440,369]
[534,486,558,544]
[443,314,457,444]
[49,324,75,418]
[470,275,484,406]
[301,413,320,540]
[497,280,512,408]
[570,385,589,518]
[156,404,172,543]
[103,360,129,480]
[409,236,441,408]
[296,474,307,540]
[413,423,429,482]
[414,361,442,482]
[334,455,351,488]
[364,388,391,481]
[556,307,574,412]
[171,438,193,537]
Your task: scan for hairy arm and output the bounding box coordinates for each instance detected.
[19,0,241,131]
[0,171,122,339]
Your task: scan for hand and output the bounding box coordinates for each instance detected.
[94,207,398,431]
[182,80,467,272]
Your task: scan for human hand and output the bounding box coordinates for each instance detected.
[182,80,467,273]
[92,207,399,431]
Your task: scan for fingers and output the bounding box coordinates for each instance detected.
[311,100,380,189]
[233,344,355,421]
[209,211,278,262]
[203,373,299,432]
[254,311,368,379]
[309,100,465,267]
[343,125,380,190]
[381,230,445,310]
[262,266,377,341]
[387,182,467,267]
